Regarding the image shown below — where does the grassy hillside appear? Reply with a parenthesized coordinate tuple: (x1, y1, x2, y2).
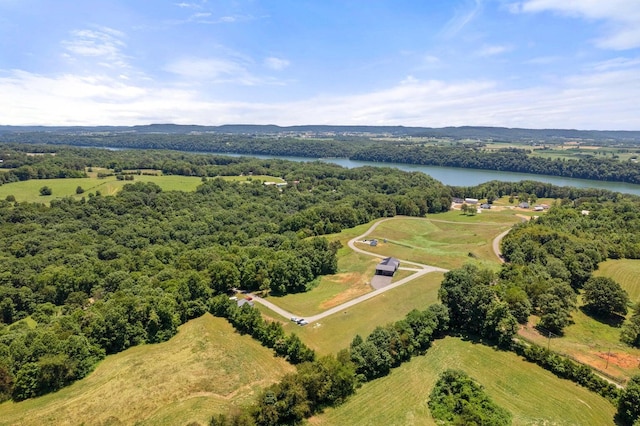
(310, 336, 617, 426)
(517, 259, 640, 383)
(0, 314, 295, 426)
(0, 172, 284, 203)
(361, 214, 519, 270)
(595, 259, 640, 303)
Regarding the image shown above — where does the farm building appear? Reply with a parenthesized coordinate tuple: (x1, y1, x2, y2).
(480, 203, 491, 209)
(375, 257, 400, 276)
(370, 239, 378, 247)
(464, 198, 479, 204)
(518, 202, 530, 209)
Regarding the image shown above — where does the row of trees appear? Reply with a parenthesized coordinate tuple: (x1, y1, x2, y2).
(210, 296, 315, 365)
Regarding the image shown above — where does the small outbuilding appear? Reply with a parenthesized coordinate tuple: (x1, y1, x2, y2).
(480, 203, 491, 209)
(465, 198, 479, 204)
(518, 202, 530, 209)
(370, 239, 378, 247)
(375, 257, 400, 276)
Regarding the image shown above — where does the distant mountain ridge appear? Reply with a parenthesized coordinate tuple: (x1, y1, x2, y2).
(1, 124, 640, 143)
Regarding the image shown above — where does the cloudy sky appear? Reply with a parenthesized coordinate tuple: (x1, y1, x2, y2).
(1, 0, 639, 129)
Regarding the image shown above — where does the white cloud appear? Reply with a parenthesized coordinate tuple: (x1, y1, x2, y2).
(264, 57, 290, 71)
(477, 44, 512, 57)
(164, 57, 258, 85)
(1, 62, 639, 129)
(440, 0, 483, 39)
(62, 27, 129, 69)
(512, 0, 640, 49)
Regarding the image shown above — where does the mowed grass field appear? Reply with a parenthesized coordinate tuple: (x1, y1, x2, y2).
(310, 336, 617, 426)
(0, 172, 285, 203)
(259, 272, 445, 356)
(0, 314, 295, 426)
(595, 259, 640, 303)
(360, 214, 519, 270)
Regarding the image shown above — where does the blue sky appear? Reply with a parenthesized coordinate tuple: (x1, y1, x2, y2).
(1, 0, 639, 129)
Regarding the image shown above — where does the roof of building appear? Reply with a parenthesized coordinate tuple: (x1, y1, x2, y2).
(376, 257, 400, 271)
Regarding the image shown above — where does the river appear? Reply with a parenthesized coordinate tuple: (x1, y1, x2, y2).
(213, 152, 640, 196)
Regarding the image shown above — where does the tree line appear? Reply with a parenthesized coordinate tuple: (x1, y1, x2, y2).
(3, 131, 640, 184)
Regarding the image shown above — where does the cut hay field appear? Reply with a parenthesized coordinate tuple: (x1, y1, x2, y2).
(595, 259, 640, 303)
(360, 215, 518, 270)
(0, 314, 294, 426)
(0, 173, 286, 203)
(309, 336, 617, 426)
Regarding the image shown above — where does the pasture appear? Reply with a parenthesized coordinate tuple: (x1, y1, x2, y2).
(519, 299, 640, 383)
(0, 172, 286, 203)
(0, 314, 294, 426)
(310, 336, 617, 426)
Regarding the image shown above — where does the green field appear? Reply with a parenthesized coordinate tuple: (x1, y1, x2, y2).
(260, 272, 445, 356)
(0, 173, 286, 203)
(361, 215, 517, 270)
(310, 336, 617, 426)
(595, 259, 640, 303)
(0, 314, 295, 426)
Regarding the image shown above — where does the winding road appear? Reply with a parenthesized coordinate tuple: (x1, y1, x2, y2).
(249, 217, 449, 324)
(250, 216, 508, 324)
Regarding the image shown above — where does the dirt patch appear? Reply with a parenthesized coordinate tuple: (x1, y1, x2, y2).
(330, 272, 361, 284)
(594, 351, 639, 369)
(515, 214, 532, 221)
(319, 285, 371, 310)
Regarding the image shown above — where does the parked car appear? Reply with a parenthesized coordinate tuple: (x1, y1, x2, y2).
(297, 319, 308, 326)
(290, 317, 299, 322)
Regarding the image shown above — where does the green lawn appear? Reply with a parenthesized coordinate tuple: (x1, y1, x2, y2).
(258, 272, 445, 356)
(310, 336, 617, 426)
(0, 174, 205, 203)
(0, 314, 295, 426)
(595, 259, 640, 303)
